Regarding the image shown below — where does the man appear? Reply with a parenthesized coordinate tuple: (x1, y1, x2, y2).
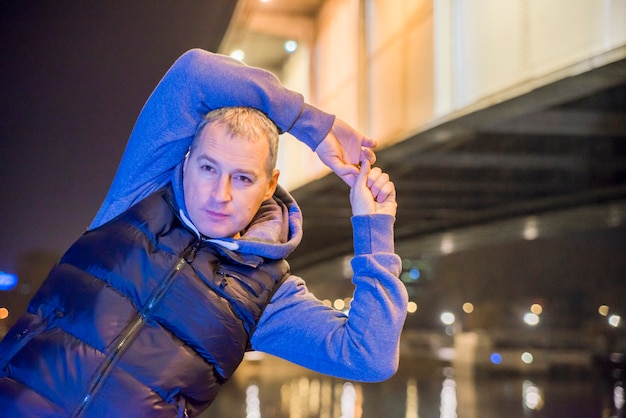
(0, 49, 407, 417)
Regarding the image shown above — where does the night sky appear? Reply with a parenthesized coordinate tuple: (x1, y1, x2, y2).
(0, 1, 235, 278)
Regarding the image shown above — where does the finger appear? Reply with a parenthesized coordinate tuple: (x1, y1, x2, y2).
(361, 137, 378, 149)
(368, 170, 390, 199)
(366, 166, 384, 189)
(361, 148, 376, 165)
(376, 181, 395, 203)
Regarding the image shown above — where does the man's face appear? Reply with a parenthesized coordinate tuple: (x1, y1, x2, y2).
(183, 121, 279, 238)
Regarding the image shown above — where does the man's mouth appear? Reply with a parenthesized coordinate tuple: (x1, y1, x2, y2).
(203, 209, 229, 220)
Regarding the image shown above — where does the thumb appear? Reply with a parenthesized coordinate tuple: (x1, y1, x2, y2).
(355, 158, 371, 188)
(350, 157, 373, 216)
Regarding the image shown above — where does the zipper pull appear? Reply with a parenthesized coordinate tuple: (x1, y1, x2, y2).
(220, 276, 229, 288)
(216, 268, 229, 288)
(185, 242, 200, 263)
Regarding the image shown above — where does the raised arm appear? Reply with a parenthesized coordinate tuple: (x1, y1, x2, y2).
(90, 49, 375, 228)
(251, 163, 407, 381)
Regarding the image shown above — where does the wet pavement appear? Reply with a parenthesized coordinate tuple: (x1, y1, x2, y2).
(202, 354, 624, 418)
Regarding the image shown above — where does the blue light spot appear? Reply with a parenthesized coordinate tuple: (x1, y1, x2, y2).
(490, 352, 502, 365)
(0, 271, 18, 291)
(409, 268, 420, 280)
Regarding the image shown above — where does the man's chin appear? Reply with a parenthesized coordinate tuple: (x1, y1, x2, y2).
(198, 227, 236, 240)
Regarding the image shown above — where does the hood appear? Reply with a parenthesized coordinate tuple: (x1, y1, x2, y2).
(172, 162, 302, 260)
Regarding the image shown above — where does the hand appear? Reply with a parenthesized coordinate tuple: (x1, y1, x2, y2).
(315, 118, 377, 187)
(350, 158, 397, 217)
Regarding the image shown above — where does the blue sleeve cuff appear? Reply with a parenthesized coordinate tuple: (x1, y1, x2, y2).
(351, 214, 395, 255)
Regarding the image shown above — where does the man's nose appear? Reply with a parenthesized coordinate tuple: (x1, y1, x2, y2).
(211, 176, 232, 202)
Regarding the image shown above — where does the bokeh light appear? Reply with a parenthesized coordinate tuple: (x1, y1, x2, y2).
(524, 312, 539, 326)
(609, 315, 621, 328)
(440, 236, 455, 254)
(521, 352, 534, 364)
(462, 302, 474, 314)
(523, 217, 539, 240)
(230, 49, 245, 61)
(441, 312, 455, 325)
(490, 352, 502, 365)
(284, 40, 298, 53)
(246, 383, 261, 418)
(0, 271, 18, 291)
(333, 299, 345, 311)
(523, 380, 544, 410)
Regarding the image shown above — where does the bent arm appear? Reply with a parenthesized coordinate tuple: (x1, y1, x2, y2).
(90, 49, 334, 228)
(251, 214, 408, 382)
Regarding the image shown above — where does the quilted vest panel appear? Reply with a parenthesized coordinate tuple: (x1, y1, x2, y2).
(0, 186, 289, 417)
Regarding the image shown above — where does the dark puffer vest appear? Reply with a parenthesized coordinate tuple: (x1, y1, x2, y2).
(0, 186, 290, 417)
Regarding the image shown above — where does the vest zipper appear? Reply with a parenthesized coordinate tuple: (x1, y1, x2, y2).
(72, 241, 201, 417)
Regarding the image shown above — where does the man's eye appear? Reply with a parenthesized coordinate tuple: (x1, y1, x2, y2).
(201, 165, 215, 172)
(236, 175, 253, 184)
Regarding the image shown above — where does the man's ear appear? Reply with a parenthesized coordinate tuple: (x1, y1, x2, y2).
(264, 169, 280, 200)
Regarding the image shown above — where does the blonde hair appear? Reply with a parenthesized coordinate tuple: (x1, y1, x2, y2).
(190, 107, 279, 176)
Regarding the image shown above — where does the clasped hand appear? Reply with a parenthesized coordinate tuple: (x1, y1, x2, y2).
(314, 117, 396, 217)
(349, 159, 396, 217)
(315, 118, 377, 188)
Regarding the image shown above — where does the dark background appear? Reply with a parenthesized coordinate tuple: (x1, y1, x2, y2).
(0, 1, 235, 275)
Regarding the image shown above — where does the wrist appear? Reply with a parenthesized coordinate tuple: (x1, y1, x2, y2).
(289, 104, 335, 151)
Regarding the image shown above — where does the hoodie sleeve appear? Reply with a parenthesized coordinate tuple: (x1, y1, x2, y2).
(251, 214, 408, 382)
(90, 49, 335, 229)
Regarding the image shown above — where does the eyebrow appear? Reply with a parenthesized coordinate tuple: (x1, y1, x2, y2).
(196, 153, 260, 177)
